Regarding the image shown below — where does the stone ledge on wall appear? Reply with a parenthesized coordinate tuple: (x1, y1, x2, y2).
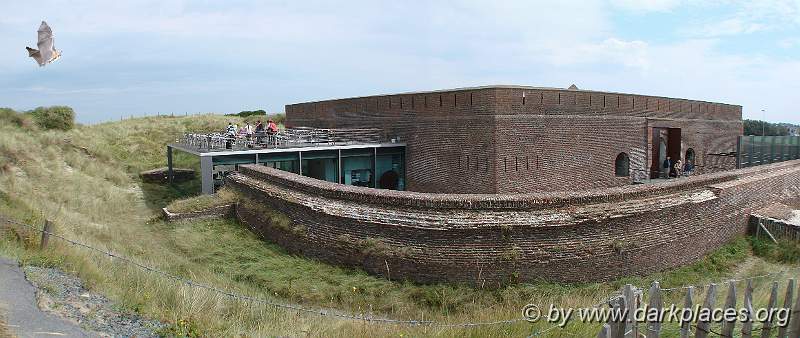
(162, 204, 234, 223)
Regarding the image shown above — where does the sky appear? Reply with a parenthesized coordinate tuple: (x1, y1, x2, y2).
(1, 0, 799, 124)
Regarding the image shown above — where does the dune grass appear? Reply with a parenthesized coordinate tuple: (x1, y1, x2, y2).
(165, 188, 237, 213)
(1, 114, 799, 337)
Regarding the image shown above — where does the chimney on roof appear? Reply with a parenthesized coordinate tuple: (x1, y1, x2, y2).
(568, 84, 579, 90)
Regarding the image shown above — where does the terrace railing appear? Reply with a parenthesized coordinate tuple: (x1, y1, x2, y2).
(177, 127, 388, 152)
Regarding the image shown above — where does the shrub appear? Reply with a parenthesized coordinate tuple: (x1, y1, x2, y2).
(226, 110, 267, 117)
(0, 108, 35, 129)
(28, 106, 75, 131)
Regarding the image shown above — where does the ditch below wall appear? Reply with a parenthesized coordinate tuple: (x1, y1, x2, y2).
(226, 160, 800, 285)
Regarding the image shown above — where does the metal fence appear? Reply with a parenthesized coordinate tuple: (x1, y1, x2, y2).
(178, 127, 388, 152)
(737, 136, 800, 168)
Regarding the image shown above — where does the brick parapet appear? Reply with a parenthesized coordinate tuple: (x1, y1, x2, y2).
(287, 86, 741, 123)
(237, 160, 797, 210)
(227, 160, 800, 284)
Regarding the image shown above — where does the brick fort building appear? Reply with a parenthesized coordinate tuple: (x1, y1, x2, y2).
(286, 85, 743, 193)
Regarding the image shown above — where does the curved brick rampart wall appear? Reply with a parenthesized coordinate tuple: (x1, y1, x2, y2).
(286, 86, 743, 194)
(227, 161, 800, 284)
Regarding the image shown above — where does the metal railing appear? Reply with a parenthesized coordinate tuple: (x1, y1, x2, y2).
(177, 127, 390, 152)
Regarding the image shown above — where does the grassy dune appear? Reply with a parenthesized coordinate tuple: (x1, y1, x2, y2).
(1, 114, 799, 337)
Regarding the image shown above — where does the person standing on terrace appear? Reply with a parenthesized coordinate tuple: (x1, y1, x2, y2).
(267, 119, 278, 134)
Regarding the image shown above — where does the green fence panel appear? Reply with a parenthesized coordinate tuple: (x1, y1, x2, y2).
(737, 135, 800, 168)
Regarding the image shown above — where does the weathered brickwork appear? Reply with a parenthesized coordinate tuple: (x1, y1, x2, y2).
(161, 204, 234, 222)
(226, 160, 800, 284)
(287, 86, 743, 193)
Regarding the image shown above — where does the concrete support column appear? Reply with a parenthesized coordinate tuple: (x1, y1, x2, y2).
(298, 151, 303, 175)
(373, 147, 377, 188)
(167, 145, 174, 184)
(201, 156, 214, 195)
(337, 149, 342, 184)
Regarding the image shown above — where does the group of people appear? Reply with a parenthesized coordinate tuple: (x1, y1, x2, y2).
(662, 156, 694, 178)
(225, 119, 278, 138)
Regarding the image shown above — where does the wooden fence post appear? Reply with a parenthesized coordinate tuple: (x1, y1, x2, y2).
(646, 282, 662, 338)
(721, 281, 737, 337)
(40, 219, 53, 249)
(623, 284, 638, 338)
(608, 296, 627, 338)
(597, 323, 611, 338)
(778, 279, 795, 338)
(680, 286, 694, 338)
(761, 281, 779, 338)
(789, 279, 800, 338)
(742, 279, 754, 338)
(695, 283, 717, 338)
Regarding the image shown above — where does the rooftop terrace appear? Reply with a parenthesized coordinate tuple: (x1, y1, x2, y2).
(174, 127, 396, 154)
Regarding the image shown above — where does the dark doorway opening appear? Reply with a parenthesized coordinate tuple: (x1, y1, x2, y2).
(379, 170, 400, 189)
(615, 153, 630, 177)
(650, 127, 682, 178)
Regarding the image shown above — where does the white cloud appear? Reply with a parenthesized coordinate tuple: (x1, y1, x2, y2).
(610, 0, 682, 12)
(778, 37, 800, 48)
(694, 18, 766, 36)
(682, 0, 800, 37)
(1, 0, 799, 124)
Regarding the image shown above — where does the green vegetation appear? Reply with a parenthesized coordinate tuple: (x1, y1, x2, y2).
(28, 106, 76, 131)
(226, 110, 267, 117)
(165, 188, 237, 213)
(751, 237, 800, 264)
(0, 107, 36, 130)
(743, 119, 796, 136)
(225, 110, 286, 125)
(1, 114, 799, 336)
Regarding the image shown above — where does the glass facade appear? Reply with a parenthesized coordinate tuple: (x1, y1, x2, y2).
(301, 150, 338, 183)
(212, 154, 256, 188)
(209, 146, 405, 191)
(376, 147, 405, 190)
(341, 148, 374, 188)
(259, 153, 299, 173)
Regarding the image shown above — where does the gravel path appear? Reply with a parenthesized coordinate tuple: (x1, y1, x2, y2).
(0, 257, 94, 337)
(23, 265, 166, 337)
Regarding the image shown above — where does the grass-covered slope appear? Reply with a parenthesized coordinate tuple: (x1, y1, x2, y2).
(1, 113, 799, 337)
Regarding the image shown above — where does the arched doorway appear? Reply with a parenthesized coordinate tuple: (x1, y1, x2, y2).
(615, 153, 630, 177)
(685, 148, 696, 173)
(685, 148, 695, 165)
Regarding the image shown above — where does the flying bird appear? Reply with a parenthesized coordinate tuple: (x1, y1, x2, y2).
(26, 21, 61, 67)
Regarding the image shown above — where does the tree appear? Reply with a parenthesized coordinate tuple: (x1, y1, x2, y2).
(743, 119, 789, 136)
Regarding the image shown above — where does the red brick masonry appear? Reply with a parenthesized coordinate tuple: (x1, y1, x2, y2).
(226, 160, 800, 284)
(287, 86, 743, 193)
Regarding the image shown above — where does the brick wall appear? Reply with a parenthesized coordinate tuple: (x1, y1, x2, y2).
(226, 160, 800, 284)
(286, 86, 742, 193)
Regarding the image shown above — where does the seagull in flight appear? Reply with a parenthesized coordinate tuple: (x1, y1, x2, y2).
(26, 21, 61, 67)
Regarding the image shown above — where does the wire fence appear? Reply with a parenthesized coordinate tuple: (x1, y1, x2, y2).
(3, 214, 800, 336)
(0, 215, 526, 328)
